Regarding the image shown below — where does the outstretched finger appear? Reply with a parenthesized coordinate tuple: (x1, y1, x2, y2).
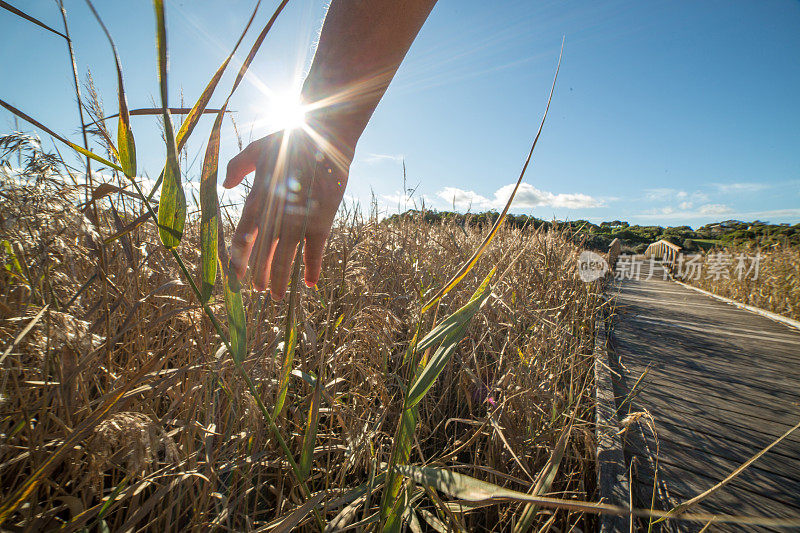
(269, 227, 303, 301)
(229, 187, 264, 278)
(251, 238, 277, 292)
(303, 231, 328, 288)
(224, 140, 261, 188)
(250, 194, 280, 291)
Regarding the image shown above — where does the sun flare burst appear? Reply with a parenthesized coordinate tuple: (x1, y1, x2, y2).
(268, 90, 307, 132)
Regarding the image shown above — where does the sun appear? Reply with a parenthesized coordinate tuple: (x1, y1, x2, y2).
(269, 91, 307, 132)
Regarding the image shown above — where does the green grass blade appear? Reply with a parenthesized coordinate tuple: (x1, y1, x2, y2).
(397, 464, 566, 505)
(2, 240, 24, 279)
(116, 100, 136, 177)
(380, 406, 418, 531)
(154, 0, 185, 248)
(512, 428, 570, 533)
(380, 328, 424, 529)
(274, 242, 305, 417)
(415, 272, 495, 354)
(84, 0, 136, 177)
(174, 1, 262, 151)
(148, 0, 289, 200)
(0, 1, 68, 40)
(157, 129, 185, 248)
(0, 98, 122, 171)
(299, 379, 321, 480)
(215, 209, 246, 365)
(273, 324, 297, 417)
(223, 270, 246, 364)
(199, 110, 223, 302)
(406, 268, 494, 410)
(396, 465, 795, 526)
(420, 41, 563, 313)
(397, 464, 626, 517)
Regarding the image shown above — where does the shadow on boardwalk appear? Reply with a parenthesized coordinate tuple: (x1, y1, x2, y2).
(607, 260, 800, 532)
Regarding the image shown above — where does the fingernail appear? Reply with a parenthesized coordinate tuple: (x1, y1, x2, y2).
(270, 289, 285, 302)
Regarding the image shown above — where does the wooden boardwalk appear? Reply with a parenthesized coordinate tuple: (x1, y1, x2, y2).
(606, 259, 800, 532)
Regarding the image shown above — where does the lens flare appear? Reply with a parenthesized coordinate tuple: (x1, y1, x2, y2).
(269, 91, 307, 131)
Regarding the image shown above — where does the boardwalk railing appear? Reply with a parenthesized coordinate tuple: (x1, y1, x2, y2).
(607, 237, 621, 271)
(643, 239, 681, 265)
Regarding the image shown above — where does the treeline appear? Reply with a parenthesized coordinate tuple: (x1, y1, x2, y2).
(386, 210, 800, 251)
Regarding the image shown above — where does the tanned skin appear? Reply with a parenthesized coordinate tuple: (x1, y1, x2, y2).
(224, 0, 438, 300)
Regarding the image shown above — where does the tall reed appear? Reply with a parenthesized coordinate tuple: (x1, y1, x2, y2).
(0, 2, 606, 531)
(678, 245, 800, 321)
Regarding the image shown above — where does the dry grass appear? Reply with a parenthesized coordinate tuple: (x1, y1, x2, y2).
(0, 170, 604, 531)
(678, 246, 800, 321)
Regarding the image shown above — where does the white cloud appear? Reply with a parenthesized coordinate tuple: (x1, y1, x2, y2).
(644, 188, 708, 203)
(381, 190, 430, 208)
(740, 208, 800, 221)
(638, 203, 736, 220)
(436, 183, 602, 211)
(714, 182, 770, 194)
(698, 203, 733, 215)
(644, 188, 679, 201)
(361, 153, 405, 165)
(496, 183, 603, 209)
(679, 201, 693, 209)
(637, 205, 800, 223)
(436, 187, 491, 210)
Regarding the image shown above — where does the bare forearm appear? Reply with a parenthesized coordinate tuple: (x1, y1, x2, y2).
(302, 0, 437, 157)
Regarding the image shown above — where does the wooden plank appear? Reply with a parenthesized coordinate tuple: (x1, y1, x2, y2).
(628, 434, 800, 510)
(629, 392, 800, 450)
(627, 313, 798, 346)
(618, 355, 800, 406)
(620, 310, 800, 348)
(608, 267, 800, 527)
(632, 384, 800, 432)
(632, 464, 792, 533)
(614, 293, 800, 339)
(616, 313, 800, 355)
(618, 342, 800, 389)
(594, 318, 631, 533)
(675, 279, 800, 334)
(627, 315, 800, 346)
(635, 417, 800, 476)
(612, 327, 800, 398)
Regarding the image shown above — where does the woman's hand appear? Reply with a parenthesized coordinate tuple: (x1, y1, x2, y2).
(223, 128, 349, 300)
(222, 0, 436, 300)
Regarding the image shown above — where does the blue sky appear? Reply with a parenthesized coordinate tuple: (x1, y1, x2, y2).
(2, 0, 799, 227)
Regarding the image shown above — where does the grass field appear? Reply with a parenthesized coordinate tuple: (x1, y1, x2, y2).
(678, 245, 800, 322)
(0, 3, 618, 530)
(0, 168, 605, 530)
(13, 2, 798, 531)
